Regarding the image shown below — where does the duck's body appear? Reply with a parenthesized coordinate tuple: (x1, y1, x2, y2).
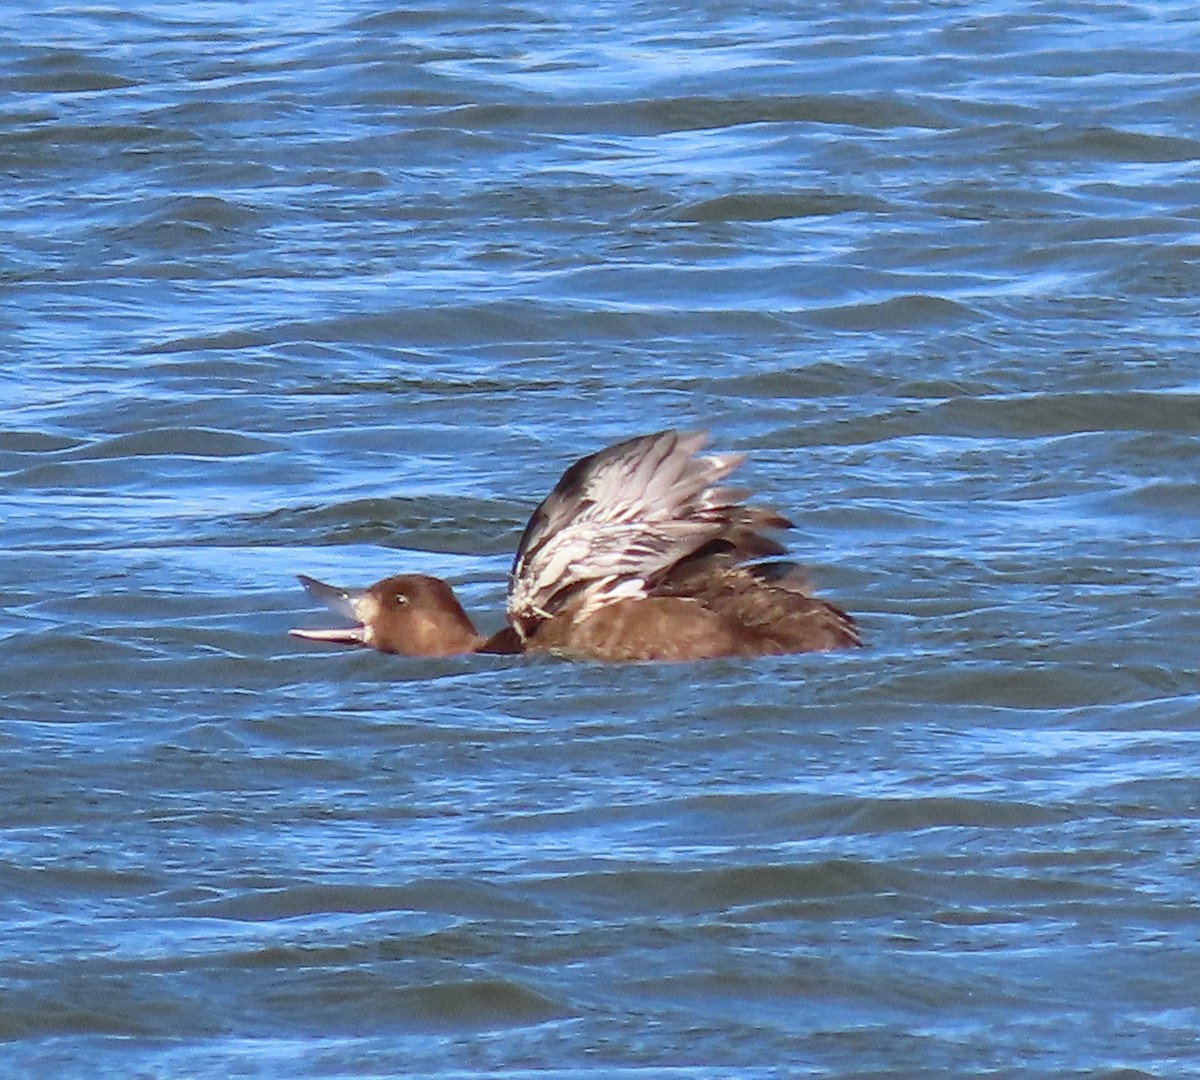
(290, 430, 860, 662)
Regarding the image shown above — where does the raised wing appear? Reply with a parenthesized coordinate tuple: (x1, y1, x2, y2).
(505, 429, 787, 638)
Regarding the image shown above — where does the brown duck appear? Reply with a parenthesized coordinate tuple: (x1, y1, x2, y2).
(290, 429, 860, 662)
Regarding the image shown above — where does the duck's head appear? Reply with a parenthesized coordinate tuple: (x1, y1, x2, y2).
(289, 573, 482, 656)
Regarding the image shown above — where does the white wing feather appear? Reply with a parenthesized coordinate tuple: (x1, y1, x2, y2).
(506, 430, 750, 634)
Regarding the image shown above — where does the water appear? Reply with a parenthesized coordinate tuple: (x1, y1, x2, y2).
(3, 1, 1200, 1076)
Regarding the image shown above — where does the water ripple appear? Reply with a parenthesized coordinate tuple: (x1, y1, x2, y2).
(3, 1, 1200, 1077)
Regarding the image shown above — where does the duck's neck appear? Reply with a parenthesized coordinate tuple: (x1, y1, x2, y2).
(411, 594, 485, 656)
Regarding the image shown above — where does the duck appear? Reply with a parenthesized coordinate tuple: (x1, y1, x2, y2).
(289, 429, 860, 662)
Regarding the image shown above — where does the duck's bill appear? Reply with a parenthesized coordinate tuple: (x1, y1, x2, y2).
(289, 625, 368, 645)
(289, 574, 368, 646)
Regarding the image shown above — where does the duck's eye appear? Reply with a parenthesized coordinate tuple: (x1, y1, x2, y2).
(394, 593, 409, 606)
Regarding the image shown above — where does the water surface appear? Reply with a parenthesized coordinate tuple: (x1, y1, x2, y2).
(2, 1, 1199, 1077)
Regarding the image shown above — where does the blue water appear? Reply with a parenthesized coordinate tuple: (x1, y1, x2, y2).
(3, 2, 1200, 1077)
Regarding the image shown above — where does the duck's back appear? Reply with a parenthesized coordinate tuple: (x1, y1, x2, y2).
(652, 557, 861, 654)
(502, 429, 859, 659)
(506, 429, 750, 639)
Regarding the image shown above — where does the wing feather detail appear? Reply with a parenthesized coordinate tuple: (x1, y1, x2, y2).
(505, 430, 786, 638)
